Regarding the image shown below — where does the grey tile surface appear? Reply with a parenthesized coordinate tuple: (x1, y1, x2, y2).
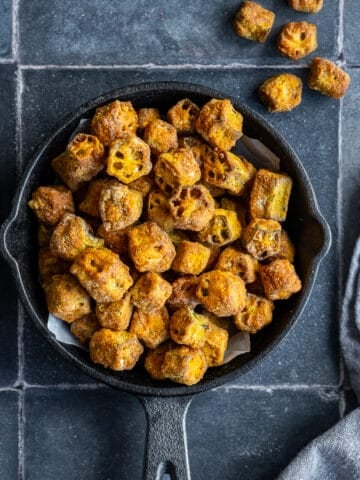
(0, 65, 18, 386)
(24, 389, 145, 480)
(0, 391, 19, 479)
(0, 0, 12, 58)
(18, 0, 338, 66)
(344, 1, 360, 65)
(187, 388, 340, 480)
(22, 67, 339, 386)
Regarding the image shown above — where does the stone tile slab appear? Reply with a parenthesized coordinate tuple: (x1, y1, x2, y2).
(0, 0, 12, 58)
(0, 391, 19, 479)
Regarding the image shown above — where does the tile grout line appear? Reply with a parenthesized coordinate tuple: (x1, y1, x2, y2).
(11, 0, 20, 62)
(17, 389, 25, 480)
(337, 0, 345, 62)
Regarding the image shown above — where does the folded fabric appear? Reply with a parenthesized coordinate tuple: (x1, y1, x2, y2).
(277, 237, 360, 479)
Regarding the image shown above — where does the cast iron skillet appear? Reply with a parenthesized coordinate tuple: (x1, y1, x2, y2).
(0, 82, 331, 480)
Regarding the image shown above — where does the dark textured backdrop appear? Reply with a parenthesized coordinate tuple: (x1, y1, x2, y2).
(0, 1, 358, 478)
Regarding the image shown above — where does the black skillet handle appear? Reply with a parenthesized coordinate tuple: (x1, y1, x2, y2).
(139, 395, 193, 480)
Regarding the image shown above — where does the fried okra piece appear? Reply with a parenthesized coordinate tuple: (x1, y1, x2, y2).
(147, 190, 176, 232)
(70, 313, 100, 344)
(143, 119, 178, 156)
(167, 276, 200, 311)
(196, 270, 246, 317)
(38, 223, 53, 247)
(38, 247, 70, 281)
(161, 345, 207, 386)
(198, 208, 242, 247)
(44, 273, 92, 322)
(233, 1, 275, 43)
(234, 293, 274, 334)
(277, 22, 317, 61)
(128, 222, 176, 273)
(70, 247, 133, 303)
(91, 100, 138, 146)
(96, 292, 133, 331)
(170, 306, 209, 348)
(308, 57, 351, 99)
(154, 148, 201, 196)
(274, 230, 295, 263)
(107, 136, 152, 184)
(89, 329, 144, 371)
(201, 319, 229, 367)
(195, 99, 243, 151)
(178, 135, 210, 166)
(144, 342, 172, 380)
(28, 185, 74, 226)
(50, 213, 104, 261)
(129, 175, 154, 198)
(243, 218, 281, 260)
(167, 99, 200, 135)
(215, 246, 259, 283)
(79, 178, 109, 218)
(288, 0, 323, 13)
(260, 258, 302, 300)
(220, 197, 247, 227)
(131, 273, 172, 313)
(99, 183, 143, 231)
(129, 307, 170, 349)
(169, 185, 216, 231)
(250, 169, 293, 222)
(96, 223, 131, 255)
(172, 241, 210, 276)
(203, 149, 256, 196)
(52, 134, 105, 191)
(258, 74, 302, 113)
(137, 108, 160, 132)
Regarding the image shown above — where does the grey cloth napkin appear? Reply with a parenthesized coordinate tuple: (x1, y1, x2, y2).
(277, 237, 360, 480)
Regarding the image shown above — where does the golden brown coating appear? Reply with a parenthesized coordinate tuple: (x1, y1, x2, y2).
(234, 293, 274, 334)
(178, 135, 210, 166)
(277, 22, 317, 61)
(107, 136, 152, 184)
(70, 247, 133, 303)
(167, 98, 200, 135)
(91, 100, 138, 146)
(50, 213, 104, 261)
(288, 0, 323, 13)
(79, 178, 110, 218)
(99, 183, 143, 231)
(154, 148, 201, 195)
(203, 148, 256, 196)
(147, 189, 176, 232)
(198, 208, 242, 247)
(233, 1, 275, 43)
(28, 185, 74, 226)
(196, 270, 246, 317)
(242, 218, 281, 261)
(52, 134, 105, 191)
(215, 246, 259, 283)
(144, 342, 172, 380)
(274, 230, 295, 263)
(137, 108, 161, 132)
(167, 276, 200, 311)
(129, 175, 154, 198)
(195, 99, 243, 151)
(169, 185, 216, 231)
(258, 74, 302, 113)
(89, 329, 144, 371)
(250, 169, 293, 222)
(129, 307, 170, 349)
(96, 292, 133, 331)
(170, 306, 209, 348)
(172, 240, 210, 276)
(219, 197, 247, 227)
(44, 273, 92, 322)
(131, 272, 172, 313)
(143, 119, 178, 156)
(38, 247, 70, 281)
(161, 345, 207, 386)
(70, 313, 100, 344)
(308, 57, 351, 99)
(128, 222, 176, 273)
(201, 319, 229, 367)
(260, 258, 302, 300)
(96, 223, 131, 255)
